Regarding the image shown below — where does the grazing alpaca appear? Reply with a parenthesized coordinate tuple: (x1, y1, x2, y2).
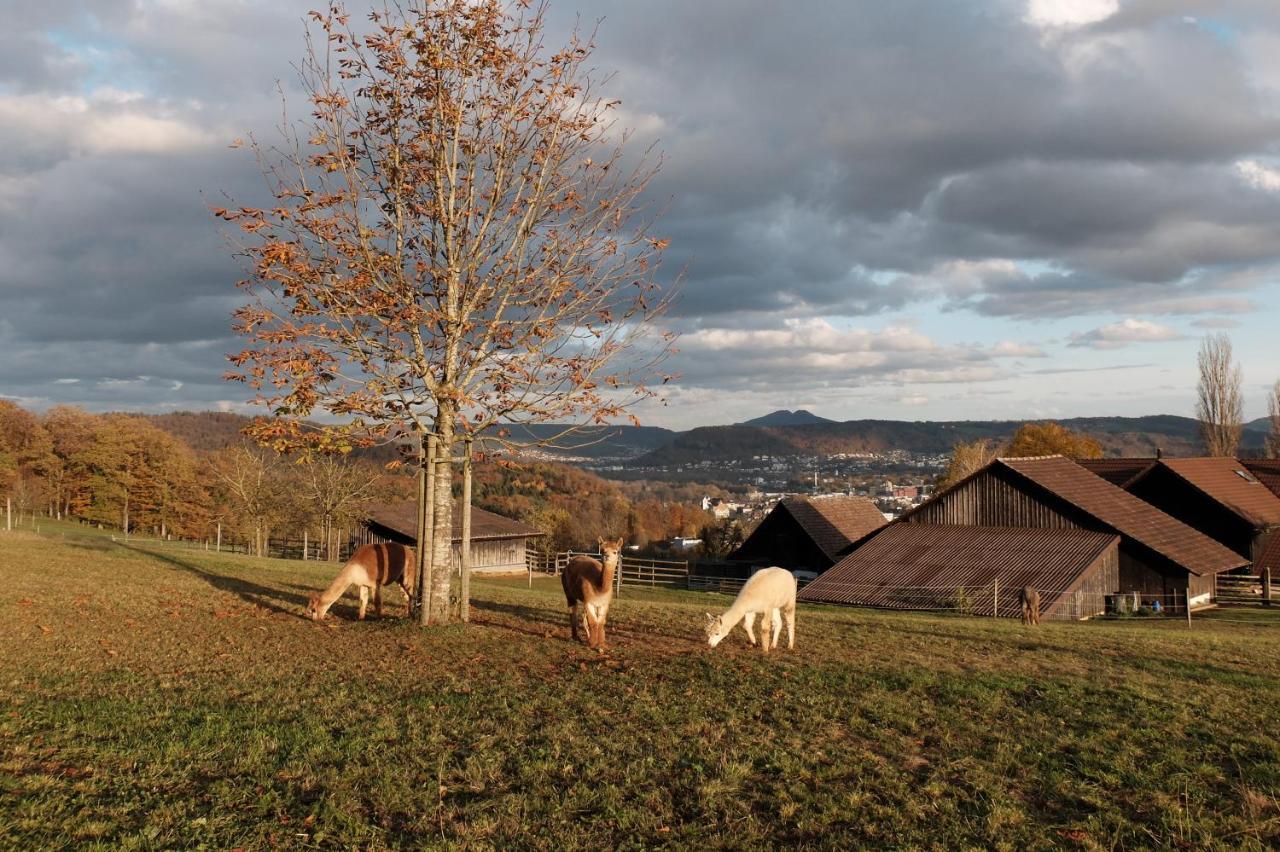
(305, 542, 415, 621)
(705, 567, 797, 654)
(562, 538, 624, 650)
(1019, 586, 1041, 626)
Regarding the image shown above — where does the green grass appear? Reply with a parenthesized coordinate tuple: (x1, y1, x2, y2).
(2, 529, 1279, 849)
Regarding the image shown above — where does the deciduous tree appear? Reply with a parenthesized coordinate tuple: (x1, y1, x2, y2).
(938, 438, 997, 490)
(1005, 422, 1103, 459)
(220, 1, 673, 623)
(1196, 334, 1244, 457)
(1266, 379, 1280, 460)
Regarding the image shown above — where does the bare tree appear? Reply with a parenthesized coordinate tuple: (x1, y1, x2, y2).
(219, 1, 673, 623)
(1267, 379, 1280, 459)
(298, 454, 382, 560)
(938, 439, 997, 490)
(1196, 334, 1244, 457)
(209, 446, 285, 557)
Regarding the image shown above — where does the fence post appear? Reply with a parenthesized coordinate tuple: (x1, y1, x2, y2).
(216, 522, 221, 553)
(1263, 567, 1273, 608)
(993, 577, 999, 619)
(1185, 587, 1192, 626)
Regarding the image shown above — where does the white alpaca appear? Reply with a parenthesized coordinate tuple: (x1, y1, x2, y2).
(704, 567, 797, 653)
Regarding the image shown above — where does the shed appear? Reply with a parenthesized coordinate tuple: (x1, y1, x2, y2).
(1124, 457, 1280, 572)
(799, 525, 1120, 620)
(357, 502, 543, 574)
(729, 495, 886, 574)
(897, 455, 1247, 607)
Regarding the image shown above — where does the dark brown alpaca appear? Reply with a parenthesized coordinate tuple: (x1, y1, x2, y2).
(561, 537, 624, 650)
(1020, 586, 1041, 626)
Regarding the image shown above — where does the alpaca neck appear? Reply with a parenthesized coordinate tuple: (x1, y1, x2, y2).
(317, 563, 358, 616)
(598, 555, 619, 595)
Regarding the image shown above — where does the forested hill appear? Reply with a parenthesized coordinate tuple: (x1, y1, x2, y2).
(631, 414, 1272, 466)
(136, 410, 1272, 467)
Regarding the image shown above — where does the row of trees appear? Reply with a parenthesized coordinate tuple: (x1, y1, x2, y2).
(0, 401, 401, 556)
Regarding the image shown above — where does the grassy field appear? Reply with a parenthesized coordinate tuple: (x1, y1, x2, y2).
(2, 525, 1279, 849)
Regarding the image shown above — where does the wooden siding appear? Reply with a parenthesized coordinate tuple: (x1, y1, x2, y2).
(1047, 545, 1118, 621)
(906, 467, 1084, 529)
(357, 522, 530, 573)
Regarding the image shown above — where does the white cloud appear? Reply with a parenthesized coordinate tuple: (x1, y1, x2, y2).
(1236, 159, 1280, 193)
(1024, 0, 1118, 29)
(1067, 318, 1183, 349)
(991, 341, 1047, 358)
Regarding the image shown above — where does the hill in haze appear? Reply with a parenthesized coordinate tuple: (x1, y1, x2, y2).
(738, 409, 834, 427)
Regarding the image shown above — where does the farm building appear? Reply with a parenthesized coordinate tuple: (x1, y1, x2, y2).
(1076, 457, 1156, 487)
(356, 502, 543, 573)
(729, 495, 886, 575)
(799, 525, 1120, 620)
(1118, 457, 1280, 578)
(804, 456, 1245, 614)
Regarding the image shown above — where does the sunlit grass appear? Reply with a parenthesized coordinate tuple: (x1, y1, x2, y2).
(2, 530, 1278, 848)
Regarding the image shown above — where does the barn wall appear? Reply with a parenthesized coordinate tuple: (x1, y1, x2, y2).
(1047, 544, 1119, 621)
(362, 523, 528, 573)
(731, 508, 831, 571)
(907, 469, 1085, 529)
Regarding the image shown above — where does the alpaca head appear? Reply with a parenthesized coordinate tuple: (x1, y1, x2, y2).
(305, 593, 326, 621)
(598, 537, 624, 565)
(704, 612, 727, 647)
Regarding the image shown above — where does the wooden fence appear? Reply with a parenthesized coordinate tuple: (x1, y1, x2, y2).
(1216, 572, 1274, 607)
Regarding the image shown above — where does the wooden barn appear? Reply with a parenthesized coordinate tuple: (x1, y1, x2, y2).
(729, 495, 886, 575)
(1122, 457, 1280, 575)
(868, 456, 1245, 609)
(799, 525, 1120, 620)
(357, 502, 543, 574)
(1076, 457, 1156, 487)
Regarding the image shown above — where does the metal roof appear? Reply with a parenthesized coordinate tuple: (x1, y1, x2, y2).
(781, 495, 887, 560)
(1076, 457, 1157, 487)
(1133, 457, 1280, 528)
(798, 524, 1118, 617)
(364, 501, 543, 543)
(997, 456, 1247, 576)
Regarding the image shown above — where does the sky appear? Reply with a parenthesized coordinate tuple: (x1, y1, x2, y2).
(2, 0, 1279, 431)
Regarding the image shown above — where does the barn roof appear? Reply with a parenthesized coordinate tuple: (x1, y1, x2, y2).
(1242, 460, 1280, 502)
(779, 495, 887, 560)
(364, 502, 543, 543)
(798, 525, 1119, 616)
(1130, 457, 1280, 528)
(996, 456, 1247, 576)
(1076, 457, 1157, 487)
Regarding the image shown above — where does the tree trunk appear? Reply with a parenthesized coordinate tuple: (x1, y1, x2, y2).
(417, 433, 437, 626)
(459, 437, 473, 623)
(429, 411, 456, 622)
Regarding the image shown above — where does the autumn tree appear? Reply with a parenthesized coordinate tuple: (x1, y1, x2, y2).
(297, 453, 382, 560)
(1196, 334, 1244, 457)
(42, 406, 102, 520)
(1005, 422, 1103, 459)
(0, 401, 54, 526)
(938, 438, 997, 490)
(221, 1, 673, 624)
(209, 446, 287, 557)
(1266, 379, 1280, 460)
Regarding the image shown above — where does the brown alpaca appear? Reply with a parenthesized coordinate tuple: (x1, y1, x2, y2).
(1019, 586, 1041, 626)
(561, 538, 624, 650)
(305, 542, 415, 621)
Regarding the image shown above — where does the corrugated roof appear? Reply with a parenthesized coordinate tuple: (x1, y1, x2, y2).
(998, 456, 1247, 576)
(1243, 460, 1280, 501)
(364, 501, 543, 543)
(798, 525, 1118, 617)
(782, 495, 887, 560)
(1140, 457, 1280, 528)
(1076, 458, 1157, 487)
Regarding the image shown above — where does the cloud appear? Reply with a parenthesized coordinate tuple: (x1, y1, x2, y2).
(1025, 0, 1119, 30)
(1067, 318, 1184, 349)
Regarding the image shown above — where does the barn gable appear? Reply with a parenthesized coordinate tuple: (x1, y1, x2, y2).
(730, 495, 885, 572)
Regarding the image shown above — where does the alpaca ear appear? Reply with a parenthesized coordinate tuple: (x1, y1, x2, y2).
(704, 612, 714, 624)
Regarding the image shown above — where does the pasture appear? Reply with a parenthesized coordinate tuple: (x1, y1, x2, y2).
(2, 525, 1279, 849)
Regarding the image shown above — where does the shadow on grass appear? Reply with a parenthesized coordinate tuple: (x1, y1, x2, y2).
(117, 542, 309, 618)
(469, 597, 565, 628)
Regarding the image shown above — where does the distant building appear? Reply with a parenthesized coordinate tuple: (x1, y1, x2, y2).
(358, 502, 543, 574)
(729, 495, 886, 575)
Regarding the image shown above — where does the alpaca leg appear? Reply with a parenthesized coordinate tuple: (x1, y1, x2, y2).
(596, 605, 609, 651)
(742, 612, 757, 646)
(568, 602, 580, 641)
(358, 585, 369, 620)
(771, 609, 783, 650)
(584, 607, 601, 649)
(374, 585, 383, 618)
(399, 581, 412, 616)
(785, 604, 796, 650)
(760, 614, 770, 655)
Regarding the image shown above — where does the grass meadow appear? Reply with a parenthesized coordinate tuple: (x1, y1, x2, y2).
(2, 522, 1279, 849)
